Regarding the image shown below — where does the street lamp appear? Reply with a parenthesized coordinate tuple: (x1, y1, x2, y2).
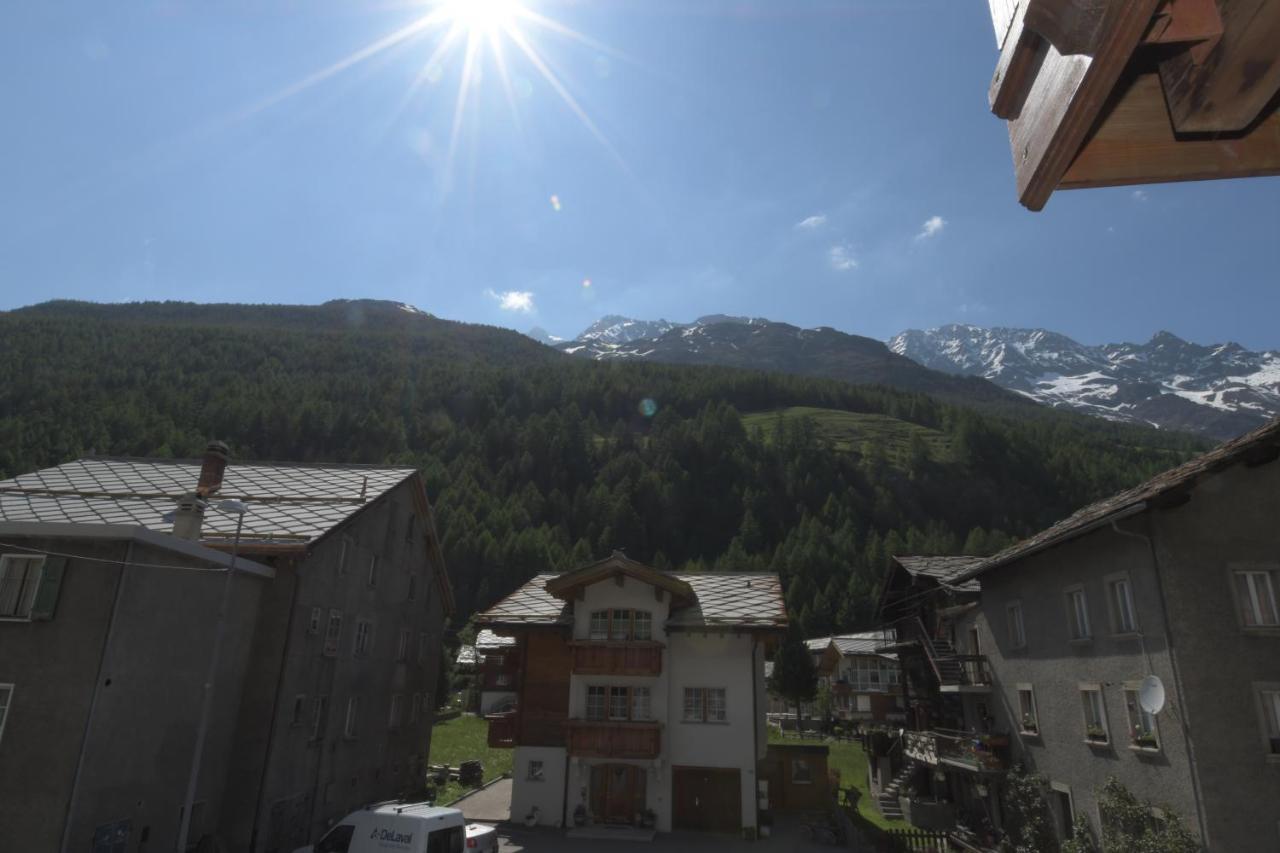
(176, 499, 248, 853)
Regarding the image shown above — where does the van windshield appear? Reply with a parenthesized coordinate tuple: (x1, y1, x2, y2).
(315, 824, 355, 853)
(426, 825, 463, 853)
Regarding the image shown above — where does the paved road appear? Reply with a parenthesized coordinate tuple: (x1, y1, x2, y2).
(456, 777, 513, 824)
(493, 817, 845, 852)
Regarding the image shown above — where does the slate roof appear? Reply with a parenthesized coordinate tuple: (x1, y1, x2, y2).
(475, 628, 517, 649)
(455, 645, 478, 668)
(831, 629, 897, 658)
(0, 457, 416, 546)
(892, 555, 983, 593)
(476, 569, 787, 631)
(956, 416, 1280, 581)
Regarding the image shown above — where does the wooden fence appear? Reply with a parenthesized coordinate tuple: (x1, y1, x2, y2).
(886, 827, 949, 852)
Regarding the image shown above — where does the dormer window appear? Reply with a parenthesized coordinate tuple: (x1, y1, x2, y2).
(588, 609, 653, 641)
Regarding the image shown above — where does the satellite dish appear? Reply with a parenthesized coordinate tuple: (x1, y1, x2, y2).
(1139, 675, 1166, 715)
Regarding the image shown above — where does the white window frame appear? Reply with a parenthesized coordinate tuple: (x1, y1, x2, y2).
(337, 536, 351, 576)
(1105, 573, 1139, 635)
(389, 694, 404, 730)
(1007, 601, 1027, 649)
(344, 696, 360, 739)
(308, 606, 322, 635)
(310, 695, 328, 741)
(353, 619, 374, 657)
(0, 554, 46, 620)
(1254, 682, 1280, 760)
(1017, 684, 1039, 735)
(527, 760, 545, 782)
(0, 684, 13, 749)
(1080, 683, 1109, 744)
(586, 685, 607, 721)
(1123, 683, 1159, 751)
(1234, 568, 1280, 629)
(1065, 585, 1092, 642)
(290, 693, 307, 727)
(410, 692, 420, 724)
(589, 610, 609, 641)
(367, 555, 379, 588)
(682, 687, 726, 723)
(396, 629, 410, 662)
(323, 610, 343, 658)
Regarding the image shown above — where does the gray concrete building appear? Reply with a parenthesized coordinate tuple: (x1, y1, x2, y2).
(0, 445, 453, 853)
(952, 418, 1280, 851)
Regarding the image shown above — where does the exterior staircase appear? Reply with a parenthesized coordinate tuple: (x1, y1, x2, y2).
(929, 637, 965, 686)
(876, 759, 918, 821)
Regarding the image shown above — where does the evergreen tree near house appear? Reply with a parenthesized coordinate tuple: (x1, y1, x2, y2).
(1061, 777, 1199, 853)
(999, 764, 1060, 853)
(769, 630, 818, 725)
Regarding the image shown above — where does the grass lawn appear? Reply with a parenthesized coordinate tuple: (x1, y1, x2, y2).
(427, 714, 513, 805)
(742, 407, 952, 464)
(768, 730, 910, 831)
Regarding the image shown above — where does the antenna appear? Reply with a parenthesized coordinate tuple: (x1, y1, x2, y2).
(1139, 674, 1166, 715)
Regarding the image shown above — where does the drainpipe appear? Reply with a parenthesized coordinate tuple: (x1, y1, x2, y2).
(1109, 517, 1210, 851)
(60, 539, 135, 853)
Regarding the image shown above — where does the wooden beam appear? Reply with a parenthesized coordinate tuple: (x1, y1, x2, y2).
(1158, 0, 1280, 133)
(991, 3, 1047, 119)
(988, 0, 1022, 49)
(1143, 0, 1222, 64)
(1024, 0, 1111, 56)
(1061, 72, 1280, 188)
(1003, 0, 1165, 209)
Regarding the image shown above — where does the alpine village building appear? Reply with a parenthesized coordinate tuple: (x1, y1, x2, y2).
(879, 417, 1280, 851)
(475, 552, 787, 837)
(0, 443, 453, 853)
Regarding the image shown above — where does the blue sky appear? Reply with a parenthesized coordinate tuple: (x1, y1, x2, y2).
(2, 1, 1277, 349)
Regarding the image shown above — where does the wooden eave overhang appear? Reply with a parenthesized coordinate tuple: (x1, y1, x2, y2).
(987, 0, 1280, 210)
(544, 552, 695, 606)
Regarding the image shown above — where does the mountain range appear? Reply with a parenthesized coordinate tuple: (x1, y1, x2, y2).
(532, 316, 1279, 440)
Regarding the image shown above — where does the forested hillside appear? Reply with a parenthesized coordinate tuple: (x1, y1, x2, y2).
(0, 302, 1205, 636)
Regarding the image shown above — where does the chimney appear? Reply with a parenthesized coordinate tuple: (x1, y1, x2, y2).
(197, 440, 230, 498)
(173, 493, 207, 541)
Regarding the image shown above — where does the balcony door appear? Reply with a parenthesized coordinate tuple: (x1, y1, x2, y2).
(589, 763, 645, 824)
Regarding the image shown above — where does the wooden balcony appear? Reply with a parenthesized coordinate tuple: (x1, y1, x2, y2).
(486, 712, 518, 748)
(569, 641, 664, 677)
(904, 729, 1007, 774)
(566, 720, 661, 759)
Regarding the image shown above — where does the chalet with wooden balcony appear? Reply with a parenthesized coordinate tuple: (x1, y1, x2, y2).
(475, 552, 786, 837)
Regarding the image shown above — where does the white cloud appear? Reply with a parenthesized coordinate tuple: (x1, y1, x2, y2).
(485, 289, 535, 313)
(1132, 189, 1148, 202)
(828, 244, 858, 271)
(794, 214, 827, 230)
(915, 215, 947, 241)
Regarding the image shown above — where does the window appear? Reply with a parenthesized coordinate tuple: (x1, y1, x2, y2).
(315, 823, 354, 853)
(353, 619, 374, 657)
(631, 686, 651, 721)
(587, 609, 654, 641)
(323, 610, 343, 657)
(1017, 686, 1038, 734)
(0, 684, 12, 748)
(425, 826, 463, 853)
(337, 537, 350, 576)
(683, 687, 727, 723)
(608, 687, 629, 720)
(389, 694, 404, 730)
(791, 758, 813, 784)
(1124, 686, 1158, 749)
(586, 686, 606, 720)
(308, 607, 322, 635)
(410, 692, 420, 724)
(344, 696, 360, 739)
(1066, 587, 1091, 641)
(0, 555, 45, 619)
(1081, 686, 1108, 743)
(1256, 685, 1280, 756)
(1107, 575, 1139, 634)
(397, 629, 410, 662)
(1007, 601, 1026, 649)
(367, 555, 379, 588)
(1235, 570, 1279, 627)
(290, 694, 307, 727)
(311, 696, 329, 741)
(527, 760, 545, 781)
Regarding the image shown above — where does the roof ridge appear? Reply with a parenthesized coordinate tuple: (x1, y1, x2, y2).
(80, 455, 419, 472)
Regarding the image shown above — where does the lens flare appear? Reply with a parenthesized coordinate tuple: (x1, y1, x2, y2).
(550, 194, 562, 212)
(639, 398, 658, 418)
(581, 277, 592, 288)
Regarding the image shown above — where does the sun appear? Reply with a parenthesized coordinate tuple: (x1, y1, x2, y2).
(439, 0, 525, 36)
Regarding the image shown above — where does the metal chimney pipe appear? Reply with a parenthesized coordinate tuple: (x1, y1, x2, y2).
(196, 441, 230, 498)
(172, 493, 207, 541)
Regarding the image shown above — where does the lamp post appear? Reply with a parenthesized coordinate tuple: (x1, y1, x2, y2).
(176, 499, 248, 853)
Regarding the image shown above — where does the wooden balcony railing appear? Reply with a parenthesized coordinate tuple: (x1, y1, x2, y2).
(569, 641, 664, 676)
(565, 719, 661, 759)
(904, 729, 1007, 773)
(486, 712, 518, 748)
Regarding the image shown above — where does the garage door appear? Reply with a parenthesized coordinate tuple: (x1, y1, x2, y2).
(672, 767, 741, 833)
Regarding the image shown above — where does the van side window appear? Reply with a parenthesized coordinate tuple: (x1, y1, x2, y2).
(426, 825, 463, 853)
(315, 824, 354, 853)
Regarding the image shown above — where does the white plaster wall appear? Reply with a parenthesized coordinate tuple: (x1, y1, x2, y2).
(666, 632, 763, 830)
(510, 746, 567, 827)
(572, 574, 671, 641)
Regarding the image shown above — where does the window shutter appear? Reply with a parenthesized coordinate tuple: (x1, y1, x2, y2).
(30, 557, 67, 621)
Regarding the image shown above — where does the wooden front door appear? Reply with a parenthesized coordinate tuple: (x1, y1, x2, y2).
(589, 764, 644, 824)
(672, 767, 742, 833)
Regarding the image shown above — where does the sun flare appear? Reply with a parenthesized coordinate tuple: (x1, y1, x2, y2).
(439, 0, 525, 36)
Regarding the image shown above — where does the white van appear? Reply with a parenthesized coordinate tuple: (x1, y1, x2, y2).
(294, 803, 498, 853)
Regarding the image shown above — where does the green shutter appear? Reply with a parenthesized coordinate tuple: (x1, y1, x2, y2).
(30, 556, 66, 621)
